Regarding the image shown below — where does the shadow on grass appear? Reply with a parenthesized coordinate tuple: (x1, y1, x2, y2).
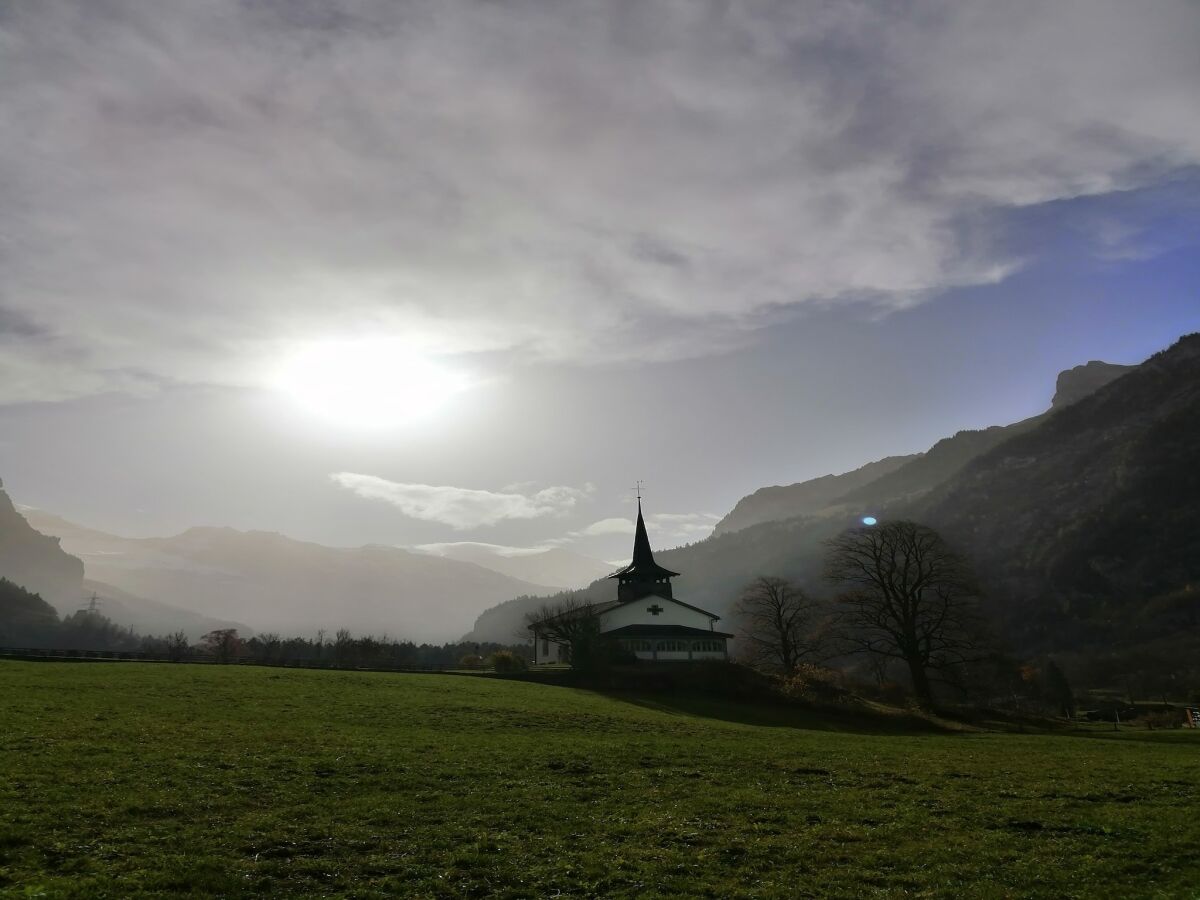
(594, 690, 953, 735)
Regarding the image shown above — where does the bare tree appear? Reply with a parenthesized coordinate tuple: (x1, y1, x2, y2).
(733, 576, 824, 673)
(165, 630, 190, 662)
(525, 595, 607, 670)
(200, 628, 242, 664)
(825, 520, 985, 706)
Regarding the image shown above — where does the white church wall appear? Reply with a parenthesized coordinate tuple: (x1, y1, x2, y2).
(599, 597, 717, 632)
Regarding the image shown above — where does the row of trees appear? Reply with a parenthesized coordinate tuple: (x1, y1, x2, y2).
(735, 519, 1082, 711)
(0, 577, 528, 668)
(192, 628, 527, 669)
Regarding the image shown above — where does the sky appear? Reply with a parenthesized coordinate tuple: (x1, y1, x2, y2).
(1, 0, 1199, 562)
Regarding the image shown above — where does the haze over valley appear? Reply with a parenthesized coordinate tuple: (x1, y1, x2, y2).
(5, 336, 1196, 673)
(5, 4, 1200, 896)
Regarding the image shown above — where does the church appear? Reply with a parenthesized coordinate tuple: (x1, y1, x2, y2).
(531, 499, 732, 664)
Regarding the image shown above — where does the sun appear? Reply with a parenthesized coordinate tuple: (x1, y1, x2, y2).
(271, 338, 472, 430)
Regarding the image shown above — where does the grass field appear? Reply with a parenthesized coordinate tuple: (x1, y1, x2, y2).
(1, 662, 1197, 898)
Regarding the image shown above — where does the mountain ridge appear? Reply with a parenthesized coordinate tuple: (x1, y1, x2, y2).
(20, 510, 554, 642)
(413, 542, 614, 590)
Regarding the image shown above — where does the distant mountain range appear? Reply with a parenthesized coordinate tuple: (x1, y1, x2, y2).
(413, 542, 614, 591)
(14, 511, 556, 643)
(466, 344, 1196, 670)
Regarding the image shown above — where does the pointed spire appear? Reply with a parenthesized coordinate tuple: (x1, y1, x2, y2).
(608, 495, 680, 583)
(631, 499, 656, 568)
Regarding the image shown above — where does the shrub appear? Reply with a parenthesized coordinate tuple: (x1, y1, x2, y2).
(1141, 709, 1185, 729)
(488, 650, 529, 673)
(779, 664, 849, 703)
(458, 654, 484, 668)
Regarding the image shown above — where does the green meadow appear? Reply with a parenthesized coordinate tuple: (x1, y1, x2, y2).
(1, 662, 1197, 898)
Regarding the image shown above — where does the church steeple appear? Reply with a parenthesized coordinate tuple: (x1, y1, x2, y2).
(609, 497, 680, 603)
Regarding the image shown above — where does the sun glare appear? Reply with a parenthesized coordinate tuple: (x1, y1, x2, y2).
(272, 339, 471, 430)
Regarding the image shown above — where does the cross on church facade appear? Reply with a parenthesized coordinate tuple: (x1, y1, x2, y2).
(647, 604, 664, 615)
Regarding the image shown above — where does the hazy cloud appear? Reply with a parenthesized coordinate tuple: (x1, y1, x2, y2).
(3, 1, 1200, 401)
(414, 541, 552, 559)
(331, 474, 589, 529)
(554, 511, 719, 546)
(573, 518, 637, 538)
(648, 512, 722, 543)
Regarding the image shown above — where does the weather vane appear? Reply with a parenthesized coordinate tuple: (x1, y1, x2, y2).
(632, 479, 644, 501)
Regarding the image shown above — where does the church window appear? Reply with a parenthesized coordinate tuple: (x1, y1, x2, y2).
(541, 639, 549, 656)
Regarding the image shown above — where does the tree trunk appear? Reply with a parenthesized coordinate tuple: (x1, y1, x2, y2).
(906, 655, 934, 707)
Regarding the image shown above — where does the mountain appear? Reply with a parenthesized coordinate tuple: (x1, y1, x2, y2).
(21, 512, 552, 643)
(713, 361, 1134, 537)
(1050, 360, 1137, 410)
(464, 352, 1161, 654)
(80, 578, 245, 640)
(0, 481, 84, 608)
(713, 455, 915, 536)
(914, 337, 1199, 657)
(0, 499, 245, 638)
(414, 543, 614, 590)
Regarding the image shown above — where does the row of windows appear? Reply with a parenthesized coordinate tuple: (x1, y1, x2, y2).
(617, 639, 726, 653)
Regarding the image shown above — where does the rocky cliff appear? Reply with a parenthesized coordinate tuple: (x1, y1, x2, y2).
(0, 481, 84, 610)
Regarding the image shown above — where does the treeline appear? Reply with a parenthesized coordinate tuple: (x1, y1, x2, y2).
(190, 628, 528, 670)
(0, 577, 529, 669)
(0, 577, 145, 650)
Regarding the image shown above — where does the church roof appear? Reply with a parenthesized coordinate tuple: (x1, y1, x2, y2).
(604, 624, 734, 639)
(607, 500, 680, 580)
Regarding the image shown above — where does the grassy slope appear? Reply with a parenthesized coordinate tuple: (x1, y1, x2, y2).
(1, 663, 1197, 898)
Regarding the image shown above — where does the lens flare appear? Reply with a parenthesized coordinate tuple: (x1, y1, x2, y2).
(861, 516, 878, 526)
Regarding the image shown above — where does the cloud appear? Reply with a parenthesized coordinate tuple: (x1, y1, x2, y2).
(3, 1, 1200, 401)
(550, 511, 719, 546)
(573, 518, 637, 538)
(331, 474, 589, 529)
(414, 541, 551, 559)
(648, 512, 722, 543)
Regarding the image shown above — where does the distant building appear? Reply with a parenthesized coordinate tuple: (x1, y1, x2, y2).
(531, 499, 732, 664)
